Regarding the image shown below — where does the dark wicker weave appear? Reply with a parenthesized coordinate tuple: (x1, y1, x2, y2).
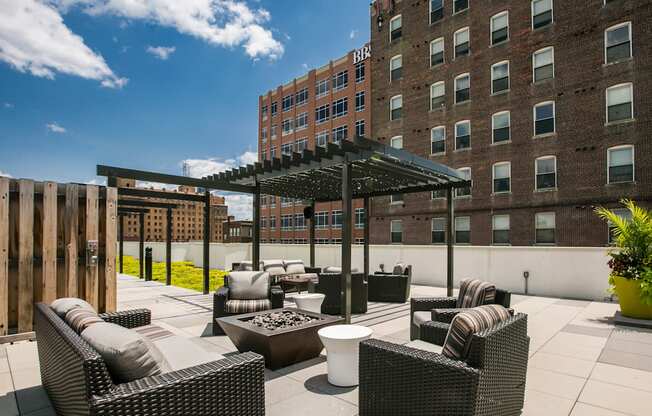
(359, 313, 529, 416)
(309, 272, 367, 315)
(212, 278, 284, 335)
(368, 265, 412, 303)
(410, 288, 512, 341)
(35, 303, 266, 416)
(98, 309, 151, 328)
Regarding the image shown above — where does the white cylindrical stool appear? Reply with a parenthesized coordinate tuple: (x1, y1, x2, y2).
(318, 324, 373, 387)
(293, 293, 325, 314)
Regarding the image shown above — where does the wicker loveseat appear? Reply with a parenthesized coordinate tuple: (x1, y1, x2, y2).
(368, 263, 412, 303)
(35, 303, 265, 416)
(232, 259, 320, 285)
(308, 272, 368, 315)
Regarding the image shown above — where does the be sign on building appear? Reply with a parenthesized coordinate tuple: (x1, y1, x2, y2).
(353, 45, 371, 64)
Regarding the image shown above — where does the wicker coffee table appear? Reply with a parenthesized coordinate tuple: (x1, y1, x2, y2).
(280, 276, 311, 293)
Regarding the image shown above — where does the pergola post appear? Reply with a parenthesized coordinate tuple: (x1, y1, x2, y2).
(203, 191, 210, 294)
(139, 211, 145, 279)
(363, 197, 370, 277)
(309, 200, 315, 268)
(252, 183, 261, 271)
(341, 163, 353, 324)
(166, 207, 172, 286)
(119, 213, 124, 274)
(446, 186, 455, 297)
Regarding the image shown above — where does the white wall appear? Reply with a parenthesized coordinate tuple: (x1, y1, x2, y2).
(122, 242, 612, 301)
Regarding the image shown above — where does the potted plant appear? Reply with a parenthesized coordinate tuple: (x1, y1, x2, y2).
(595, 200, 652, 319)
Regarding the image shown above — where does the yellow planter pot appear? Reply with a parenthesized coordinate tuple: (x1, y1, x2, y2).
(612, 275, 652, 320)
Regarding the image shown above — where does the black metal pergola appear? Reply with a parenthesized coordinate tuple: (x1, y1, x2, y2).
(98, 136, 469, 320)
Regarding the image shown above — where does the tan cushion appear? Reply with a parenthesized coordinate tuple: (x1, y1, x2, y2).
(263, 259, 286, 276)
(442, 305, 511, 361)
(228, 271, 270, 300)
(81, 322, 170, 383)
(284, 260, 306, 275)
(412, 311, 431, 327)
(153, 336, 224, 372)
(51, 297, 95, 319)
(64, 308, 103, 334)
(456, 279, 496, 308)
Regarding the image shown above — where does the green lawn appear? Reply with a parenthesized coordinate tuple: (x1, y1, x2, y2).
(120, 255, 227, 293)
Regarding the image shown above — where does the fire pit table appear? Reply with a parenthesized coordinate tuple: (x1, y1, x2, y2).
(216, 308, 344, 370)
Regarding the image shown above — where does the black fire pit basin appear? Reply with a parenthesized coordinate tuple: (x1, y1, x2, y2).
(216, 308, 344, 370)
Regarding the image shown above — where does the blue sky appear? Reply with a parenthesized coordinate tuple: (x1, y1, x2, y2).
(0, 0, 370, 191)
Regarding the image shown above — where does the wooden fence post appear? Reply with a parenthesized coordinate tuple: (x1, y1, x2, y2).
(0, 178, 8, 336)
(64, 184, 79, 298)
(85, 186, 99, 310)
(42, 182, 57, 305)
(18, 179, 34, 333)
(105, 187, 117, 312)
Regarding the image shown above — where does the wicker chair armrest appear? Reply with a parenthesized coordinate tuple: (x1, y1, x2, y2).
(270, 285, 285, 308)
(216, 285, 229, 298)
(91, 352, 265, 416)
(98, 309, 151, 328)
(411, 297, 456, 312)
(304, 266, 321, 274)
(373, 271, 394, 275)
(431, 307, 473, 324)
(420, 321, 450, 345)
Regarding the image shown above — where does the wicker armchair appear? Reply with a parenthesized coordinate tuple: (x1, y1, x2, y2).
(35, 303, 265, 416)
(309, 272, 368, 315)
(359, 313, 529, 416)
(368, 264, 412, 303)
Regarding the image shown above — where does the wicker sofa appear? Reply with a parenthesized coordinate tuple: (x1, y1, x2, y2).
(35, 303, 265, 416)
(232, 259, 320, 285)
(368, 263, 412, 303)
(359, 312, 529, 416)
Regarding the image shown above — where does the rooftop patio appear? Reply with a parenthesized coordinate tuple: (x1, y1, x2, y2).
(2, 274, 652, 416)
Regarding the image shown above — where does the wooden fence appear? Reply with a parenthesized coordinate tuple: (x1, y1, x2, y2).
(0, 178, 117, 341)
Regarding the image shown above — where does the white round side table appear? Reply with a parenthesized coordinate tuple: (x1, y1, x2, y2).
(293, 293, 325, 314)
(317, 324, 373, 387)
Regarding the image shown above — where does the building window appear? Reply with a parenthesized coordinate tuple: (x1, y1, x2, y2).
(455, 73, 470, 103)
(355, 91, 365, 112)
(355, 62, 365, 83)
(261, 127, 267, 143)
(606, 83, 633, 123)
(295, 88, 308, 106)
(355, 208, 365, 229)
(282, 94, 294, 112)
(282, 119, 294, 136)
(332, 97, 348, 119)
(270, 125, 277, 140)
(295, 112, 308, 131)
(270, 146, 277, 159)
(294, 214, 306, 230)
(430, 38, 444, 67)
(455, 217, 470, 244)
(492, 111, 510, 143)
(432, 218, 446, 244)
(455, 120, 471, 150)
(261, 105, 268, 120)
(390, 15, 402, 42)
(608, 208, 632, 244)
(355, 120, 365, 137)
(431, 126, 446, 154)
(271, 101, 277, 116)
(281, 215, 293, 230)
(295, 138, 308, 153)
(390, 194, 404, 204)
(391, 220, 403, 243)
(454, 27, 470, 58)
(532, 0, 553, 29)
(493, 215, 510, 245)
(533, 47, 554, 82)
(432, 189, 446, 199)
(491, 11, 509, 45)
(390, 95, 403, 120)
(332, 70, 348, 92)
(332, 125, 348, 143)
(390, 55, 403, 82)
(269, 216, 276, 230)
(535, 156, 557, 190)
(391, 135, 403, 149)
(605, 22, 632, 64)
(535, 212, 555, 244)
(261, 149, 267, 160)
(316, 131, 329, 147)
(430, 0, 444, 24)
(430, 81, 445, 110)
(491, 61, 509, 94)
(315, 104, 330, 124)
(454, 0, 469, 13)
(455, 167, 472, 198)
(493, 162, 511, 193)
(315, 211, 328, 229)
(608, 145, 634, 184)
(316, 78, 330, 98)
(534, 101, 555, 136)
(281, 143, 293, 156)
(331, 210, 343, 229)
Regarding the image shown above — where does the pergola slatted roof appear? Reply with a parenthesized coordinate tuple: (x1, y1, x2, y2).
(202, 136, 468, 202)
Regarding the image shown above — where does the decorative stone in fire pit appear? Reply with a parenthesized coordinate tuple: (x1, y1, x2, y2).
(248, 310, 318, 330)
(216, 308, 344, 369)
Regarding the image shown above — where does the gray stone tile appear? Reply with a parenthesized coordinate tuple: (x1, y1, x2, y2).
(528, 352, 596, 379)
(598, 349, 652, 372)
(590, 363, 652, 393)
(555, 299, 590, 308)
(525, 367, 586, 401)
(605, 337, 652, 357)
(304, 373, 358, 406)
(22, 407, 56, 416)
(579, 379, 652, 416)
(276, 356, 327, 383)
(570, 403, 629, 416)
(562, 324, 613, 338)
(611, 326, 652, 345)
(267, 389, 357, 416)
(265, 374, 306, 407)
(11, 368, 51, 415)
(0, 372, 19, 416)
(5, 342, 39, 371)
(522, 389, 575, 416)
(159, 312, 213, 329)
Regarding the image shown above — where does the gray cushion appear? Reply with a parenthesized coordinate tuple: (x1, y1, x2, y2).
(412, 311, 431, 327)
(405, 340, 443, 354)
(263, 259, 286, 276)
(64, 308, 103, 334)
(153, 336, 224, 372)
(322, 266, 359, 274)
(284, 260, 306, 275)
(51, 297, 95, 319)
(393, 263, 407, 275)
(237, 261, 263, 271)
(81, 322, 170, 383)
(228, 271, 270, 300)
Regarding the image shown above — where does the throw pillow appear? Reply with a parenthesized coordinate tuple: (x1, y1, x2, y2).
(51, 298, 95, 319)
(284, 260, 306, 275)
(65, 308, 103, 334)
(228, 271, 270, 300)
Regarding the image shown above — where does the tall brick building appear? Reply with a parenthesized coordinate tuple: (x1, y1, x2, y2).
(368, 0, 651, 247)
(257, 45, 372, 244)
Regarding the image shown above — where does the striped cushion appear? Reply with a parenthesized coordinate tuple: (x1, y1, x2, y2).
(134, 324, 175, 342)
(64, 308, 103, 334)
(225, 299, 272, 314)
(263, 259, 286, 277)
(442, 304, 511, 360)
(456, 279, 496, 308)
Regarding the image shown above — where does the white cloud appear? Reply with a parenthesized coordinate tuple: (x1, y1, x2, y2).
(136, 181, 178, 191)
(3, 102, 13, 108)
(0, 170, 12, 178)
(0, 0, 128, 88)
(46, 122, 66, 133)
(86, 178, 107, 186)
(350, 29, 358, 39)
(146, 45, 176, 60)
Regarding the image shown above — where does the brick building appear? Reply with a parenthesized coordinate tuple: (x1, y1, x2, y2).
(368, 0, 651, 247)
(223, 219, 253, 243)
(258, 44, 373, 244)
(119, 179, 229, 242)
